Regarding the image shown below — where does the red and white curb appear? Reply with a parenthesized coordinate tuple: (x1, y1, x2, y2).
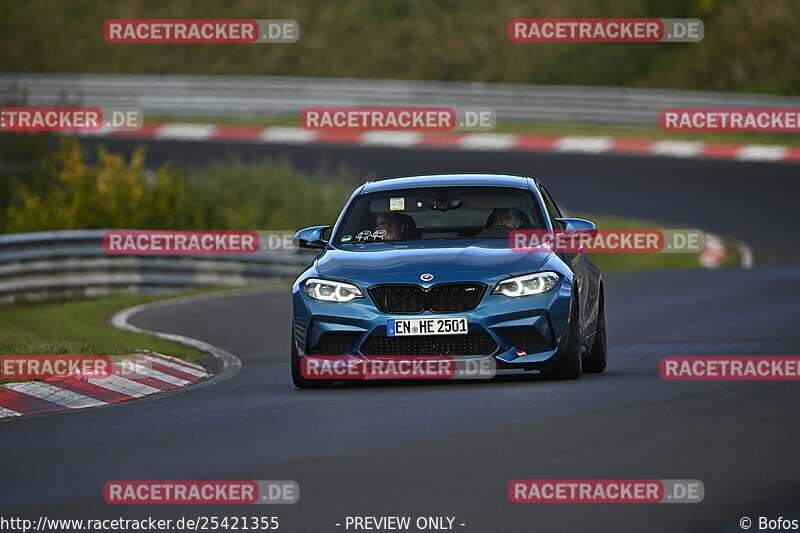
(0, 352, 209, 420)
(700, 233, 727, 269)
(699, 232, 754, 269)
(85, 123, 800, 164)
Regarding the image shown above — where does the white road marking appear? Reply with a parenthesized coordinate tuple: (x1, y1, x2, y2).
(736, 240, 755, 269)
(116, 362, 191, 387)
(359, 132, 422, 147)
(141, 355, 207, 377)
(155, 123, 217, 140)
(87, 374, 162, 397)
(459, 133, 517, 150)
(5, 382, 106, 409)
(556, 136, 613, 153)
(259, 127, 318, 143)
(148, 352, 207, 372)
(651, 141, 703, 158)
(0, 407, 23, 419)
(736, 144, 788, 161)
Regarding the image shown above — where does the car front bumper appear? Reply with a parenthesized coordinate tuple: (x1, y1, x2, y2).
(292, 277, 573, 369)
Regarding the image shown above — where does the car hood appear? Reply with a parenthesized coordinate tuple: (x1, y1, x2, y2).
(315, 240, 551, 284)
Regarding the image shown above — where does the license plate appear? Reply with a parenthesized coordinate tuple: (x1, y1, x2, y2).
(387, 317, 468, 336)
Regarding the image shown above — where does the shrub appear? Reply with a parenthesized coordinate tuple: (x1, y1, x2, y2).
(4, 136, 356, 232)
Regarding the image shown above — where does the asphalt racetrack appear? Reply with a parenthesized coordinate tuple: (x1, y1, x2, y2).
(2, 140, 799, 532)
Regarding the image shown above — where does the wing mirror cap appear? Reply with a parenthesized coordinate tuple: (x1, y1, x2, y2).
(554, 217, 597, 232)
(293, 225, 332, 249)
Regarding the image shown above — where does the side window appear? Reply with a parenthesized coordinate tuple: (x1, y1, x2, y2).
(537, 184, 563, 228)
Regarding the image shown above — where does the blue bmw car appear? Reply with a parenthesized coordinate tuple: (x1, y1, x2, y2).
(291, 174, 606, 388)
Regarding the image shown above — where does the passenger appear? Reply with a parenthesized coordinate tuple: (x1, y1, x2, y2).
(488, 208, 523, 229)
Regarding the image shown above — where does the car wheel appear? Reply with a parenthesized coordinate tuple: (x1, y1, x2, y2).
(583, 291, 607, 374)
(291, 331, 334, 389)
(545, 296, 582, 380)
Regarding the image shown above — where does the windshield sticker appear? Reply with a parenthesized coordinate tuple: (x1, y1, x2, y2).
(341, 234, 353, 242)
(390, 197, 405, 211)
(355, 230, 386, 241)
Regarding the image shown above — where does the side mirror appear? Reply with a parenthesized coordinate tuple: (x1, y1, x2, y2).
(554, 218, 597, 232)
(293, 226, 331, 249)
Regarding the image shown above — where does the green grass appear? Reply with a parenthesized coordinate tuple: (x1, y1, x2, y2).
(0, 291, 210, 359)
(0, 286, 287, 384)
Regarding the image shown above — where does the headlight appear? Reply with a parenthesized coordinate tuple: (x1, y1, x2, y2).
(304, 278, 363, 302)
(491, 272, 559, 297)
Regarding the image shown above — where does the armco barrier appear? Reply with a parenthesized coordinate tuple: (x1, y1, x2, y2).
(0, 230, 313, 305)
(3, 73, 800, 126)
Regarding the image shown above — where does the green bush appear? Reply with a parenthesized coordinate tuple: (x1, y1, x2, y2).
(0, 131, 54, 231)
(3, 136, 356, 232)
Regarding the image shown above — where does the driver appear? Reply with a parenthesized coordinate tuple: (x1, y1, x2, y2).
(375, 212, 413, 241)
(489, 208, 523, 229)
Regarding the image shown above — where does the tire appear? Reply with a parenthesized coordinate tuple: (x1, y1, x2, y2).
(584, 291, 608, 374)
(545, 296, 582, 380)
(291, 332, 334, 389)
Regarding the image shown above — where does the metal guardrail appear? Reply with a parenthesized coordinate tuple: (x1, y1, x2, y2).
(3, 73, 800, 126)
(0, 230, 313, 305)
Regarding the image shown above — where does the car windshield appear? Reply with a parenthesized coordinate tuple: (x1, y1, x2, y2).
(333, 186, 545, 244)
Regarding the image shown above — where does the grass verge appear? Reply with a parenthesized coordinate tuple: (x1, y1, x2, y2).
(0, 286, 282, 384)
